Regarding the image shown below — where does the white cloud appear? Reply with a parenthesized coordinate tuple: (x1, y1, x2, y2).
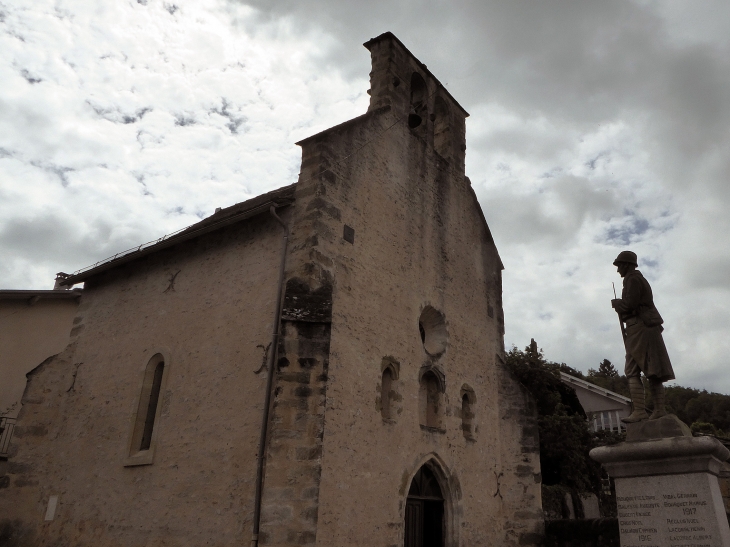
(1, 0, 729, 393)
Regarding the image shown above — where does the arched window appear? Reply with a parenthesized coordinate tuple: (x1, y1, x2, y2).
(409, 72, 428, 129)
(460, 385, 476, 440)
(433, 96, 451, 160)
(126, 353, 168, 466)
(380, 358, 400, 422)
(419, 369, 445, 430)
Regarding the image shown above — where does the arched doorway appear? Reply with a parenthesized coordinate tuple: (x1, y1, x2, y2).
(404, 464, 444, 547)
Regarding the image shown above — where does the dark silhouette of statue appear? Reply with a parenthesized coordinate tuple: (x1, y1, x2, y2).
(611, 251, 674, 423)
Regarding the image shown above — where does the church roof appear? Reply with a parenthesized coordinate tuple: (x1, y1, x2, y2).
(59, 183, 296, 287)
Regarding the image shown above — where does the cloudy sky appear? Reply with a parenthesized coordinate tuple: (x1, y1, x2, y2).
(2, 0, 729, 391)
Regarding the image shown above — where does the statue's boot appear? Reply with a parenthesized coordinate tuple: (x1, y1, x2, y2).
(622, 376, 649, 423)
(649, 378, 668, 420)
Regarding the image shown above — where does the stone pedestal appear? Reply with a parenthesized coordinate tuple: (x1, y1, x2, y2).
(591, 416, 730, 547)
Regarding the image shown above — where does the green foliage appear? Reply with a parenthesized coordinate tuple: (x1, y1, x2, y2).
(582, 361, 730, 437)
(506, 344, 603, 493)
(690, 421, 723, 437)
(665, 386, 730, 435)
(586, 360, 630, 398)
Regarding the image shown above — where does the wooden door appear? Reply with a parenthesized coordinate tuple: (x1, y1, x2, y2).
(405, 499, 423, 547)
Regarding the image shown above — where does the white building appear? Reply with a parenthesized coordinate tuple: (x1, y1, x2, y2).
(559, 372, 632, 432)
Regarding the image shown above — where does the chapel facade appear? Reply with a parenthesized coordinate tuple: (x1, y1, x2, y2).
(0, 33, 543, 547)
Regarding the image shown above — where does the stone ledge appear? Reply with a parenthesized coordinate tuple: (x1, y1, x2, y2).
(625, 414, 692, 442)
(590, 436, 730, 478)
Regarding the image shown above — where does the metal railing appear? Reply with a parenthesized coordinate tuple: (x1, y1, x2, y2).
(69, 224, 196, 277)
(0, 416, 16, 459)
(65, 198, 293, 281)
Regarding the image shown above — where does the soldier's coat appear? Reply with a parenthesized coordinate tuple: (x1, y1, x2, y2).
(615, 270, 675, 381)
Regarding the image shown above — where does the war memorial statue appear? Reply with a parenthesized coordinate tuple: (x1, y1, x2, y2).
(591, 251, 730, 547)
(610, 250, 675, 423)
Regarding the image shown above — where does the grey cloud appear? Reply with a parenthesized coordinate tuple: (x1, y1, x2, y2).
(0, 214, 117, 270)
(20, 69, 42, 84)
(210, 98, 248, 134)
(29, 161, 75, 187)
(479, 175, 618, 247)
(2, 0, 729, 391)
(603, 215, 650, 246)
(174, 113, 196, 126)
(86, 101, 153, 124)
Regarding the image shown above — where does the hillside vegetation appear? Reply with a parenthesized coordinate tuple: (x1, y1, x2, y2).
(578, 359, 730, 438)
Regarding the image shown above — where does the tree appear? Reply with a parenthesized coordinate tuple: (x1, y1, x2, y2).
(593, 359, 618, 378)
(505, 344, 602, 493)
(586, 360, 630, 398)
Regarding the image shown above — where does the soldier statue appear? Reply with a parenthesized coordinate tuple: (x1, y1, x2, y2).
(611, 251, 675, 423)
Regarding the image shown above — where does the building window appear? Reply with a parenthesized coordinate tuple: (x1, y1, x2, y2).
(139, 360, 164, 451)
(409, 72, 428, 129)
(418, 306, 448, 357)
(379, 357, 400, 422)
(125, 352, 169, 466)
(433, 96, 451, 160)
(460, 385, 476, 440)
(419, 368, 445, 431)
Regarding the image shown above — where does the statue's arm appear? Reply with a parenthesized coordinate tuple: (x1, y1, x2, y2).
(612, 276, 641, 315)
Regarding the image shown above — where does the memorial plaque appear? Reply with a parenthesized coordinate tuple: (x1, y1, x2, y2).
(615, 473, 730, 547)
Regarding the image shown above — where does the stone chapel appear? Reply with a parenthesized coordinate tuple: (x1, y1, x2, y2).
(0, 33, 543, 547)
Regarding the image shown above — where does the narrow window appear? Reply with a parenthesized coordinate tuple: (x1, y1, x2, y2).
(461, 395, 472, 438)
(460, 385, 476, 440)
(409, 72, 427, 129)
(420, 371, 442, 429)
(140, 361, 164, 451)
(381, 368, 393, 420)
(379, 358, 400, 422)
(433, 96, 451, 159)
(128, 353, 167, 461)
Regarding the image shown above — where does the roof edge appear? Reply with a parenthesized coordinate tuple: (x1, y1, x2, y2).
(0, 289, 83, 301)
(296, 105, 391, 147)
(61, 184, 296, 286)
(559, 372, 632, 404)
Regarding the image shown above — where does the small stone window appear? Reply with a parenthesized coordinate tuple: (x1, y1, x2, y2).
(419, 367, 445, 431)
(418, 306, 448, 356)
(460, 385, 476, 440)
(433, 96, 451, 160)
(409, 72, 427, 129)
(379, 358, 400, 422)
(125, 352, 169, 466)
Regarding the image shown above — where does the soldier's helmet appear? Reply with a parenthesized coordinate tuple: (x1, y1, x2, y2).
(613, 250, 638, 266)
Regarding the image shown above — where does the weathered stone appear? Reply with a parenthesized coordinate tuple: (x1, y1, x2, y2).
(625, 413, 692, 442)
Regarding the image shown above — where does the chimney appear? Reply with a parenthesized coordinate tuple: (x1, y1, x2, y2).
(54, 272, 70, 290)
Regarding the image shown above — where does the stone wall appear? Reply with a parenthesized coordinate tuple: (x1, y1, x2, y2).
(0, 296, 79, 419)
(0, 214, 286, 546)
(258, 33, 543, 547)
